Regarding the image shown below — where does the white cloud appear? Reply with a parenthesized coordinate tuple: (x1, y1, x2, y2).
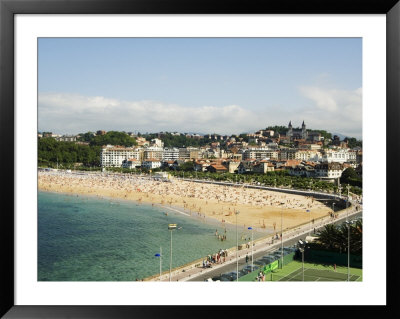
(299, 86, 338, 112)
(38, 93, 267, 135)
(297, 86, 362, 138)
(38, 89, 362, 139)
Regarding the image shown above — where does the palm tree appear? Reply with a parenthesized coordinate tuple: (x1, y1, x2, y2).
(314, 220, 362, 255)
(316, 224, 342, 251)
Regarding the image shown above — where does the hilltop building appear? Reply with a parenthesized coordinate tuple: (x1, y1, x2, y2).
(287, 121, 307, 140)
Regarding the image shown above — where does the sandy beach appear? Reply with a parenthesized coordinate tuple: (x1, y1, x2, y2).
(38, 171, 332, 232)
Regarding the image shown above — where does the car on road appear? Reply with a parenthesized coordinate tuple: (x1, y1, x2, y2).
(254, 260, 267, 267)
(239, 265, 258, 276)
(259, 256, 275, 264)
(211, 276, 222, 281)
(219, 272, 238, 281)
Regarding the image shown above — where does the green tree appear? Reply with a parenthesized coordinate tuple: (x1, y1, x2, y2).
(77, 132, 95, 142)
(340, 168, 362, 187)
(179, 161, 194, 171)
(313, 220, 362, 255)
(90, 131, 137, 147)
(38, 138, 101, 167)
(344, 137, 362, 148)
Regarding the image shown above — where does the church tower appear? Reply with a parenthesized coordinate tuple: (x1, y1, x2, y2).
(288, 121, 293, 138)
(301, 120, 307, 139)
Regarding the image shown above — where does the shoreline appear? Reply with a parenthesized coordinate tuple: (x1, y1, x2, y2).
(38, 170, 332, 231)
(38, 188, 272, 236)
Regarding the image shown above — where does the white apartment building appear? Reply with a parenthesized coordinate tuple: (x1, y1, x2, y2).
(56, 135, 77, 142)
(162, 148, 180, 161)
(295, 150, 322, 161)
(322, 149, 357, 163)
(122, 159, 142, 169)
(101, 145, 143, 167)
(142, 159, 162, 169)
(242, 148, 279, 160)
(314, 162, 344, 179)
(151, 138, 164, 148)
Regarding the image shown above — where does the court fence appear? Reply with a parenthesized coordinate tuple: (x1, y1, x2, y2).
(295, 248, 362, 268)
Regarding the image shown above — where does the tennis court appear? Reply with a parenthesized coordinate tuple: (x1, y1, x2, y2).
(275, 267, 360, 281)
(238, 260, 362, 282)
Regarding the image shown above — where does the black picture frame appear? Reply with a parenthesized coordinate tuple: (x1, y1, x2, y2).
(1, 0, 398, 318)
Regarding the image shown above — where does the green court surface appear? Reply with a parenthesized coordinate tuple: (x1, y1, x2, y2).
(273, 267, 360, 281)
(239, 260, 362, 282)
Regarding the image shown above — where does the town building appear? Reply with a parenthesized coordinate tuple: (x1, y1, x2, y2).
(122, 158, 142, 169)
(179, 147, 200, 160)
(207, 163, 228, 173)
(287, 120, 308, 140)
(162, 148, 180, 161)
(288, 165, 315, 178)
(151, 138, 164, 148)
(237, 159, 257, 174)
(142, 159, 162, 170)
(100, 145, 143, 167)
(143, 146, 164, 161)
(294, 150, 322, 161)
(55, 135, 77, 142)
(278, 149, 297, 161)
(314, 162, 344, 180)
(162, 160, 180, 170)
(136, 137, 150, 147)
(252, 160, 275, 173)
(223, 160, 241, 173)
(194, 160, 211, 172)
(322, 149, 357, 163)
(242, 148, 279, 160)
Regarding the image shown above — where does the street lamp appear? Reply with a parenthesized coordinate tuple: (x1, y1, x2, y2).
(248, 227, 254, 272)
(154, 247, 162, 281)
(280, 202, 284, 269)
(168, 223, 177, 282)
(306, 209, 311, 236)
(346, 220, 355, 281)
(235, 210, 240, 281)
(346, 184, 351, 218)
(298, 240, 308, 281)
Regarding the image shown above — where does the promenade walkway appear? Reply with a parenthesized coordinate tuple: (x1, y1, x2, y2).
(144, 200, 362, 282)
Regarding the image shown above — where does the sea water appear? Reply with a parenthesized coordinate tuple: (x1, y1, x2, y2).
(38, 191, 270, 281)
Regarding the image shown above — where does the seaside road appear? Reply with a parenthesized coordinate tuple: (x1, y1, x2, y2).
(153, 206, 362, 282)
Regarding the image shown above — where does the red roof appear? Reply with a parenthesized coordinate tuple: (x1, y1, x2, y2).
(209, 164, 227, 170)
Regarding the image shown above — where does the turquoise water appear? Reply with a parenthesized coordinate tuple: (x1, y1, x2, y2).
(38, 191, 269, 281)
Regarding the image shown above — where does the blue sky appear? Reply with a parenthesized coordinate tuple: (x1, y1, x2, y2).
(38, 38, 362, 138)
